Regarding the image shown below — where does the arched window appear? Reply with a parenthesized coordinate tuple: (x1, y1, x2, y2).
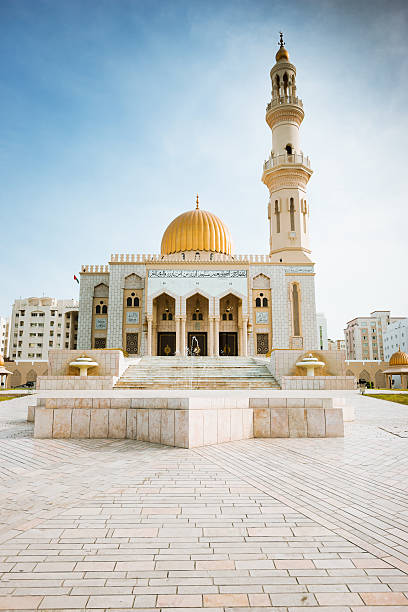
(262, 297, 268, 307)
(255, 297, 261, 307)
(102, 305, 107, 314)
(290, 198, 295, 231)
(228, 313, 233, 321)
(292, 283, 301, 336)
(192, 313, 197, 320)
(168, 313, 173, 321)
(275, 201, 280, 233)
(126, 297, 132, 307)
(285, 144, 292, 155)
(133, 297, 139, 307)
(222, 313, 227, 321)
(198, 313, 203, 321)
(181, 253, 185, 260)
(162, 313, 167, 320)
(95, 305, 101, 314)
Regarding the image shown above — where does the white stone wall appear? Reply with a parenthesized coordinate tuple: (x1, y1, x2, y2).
(77, 274, 109, 349)
(107, 264, 146, 349)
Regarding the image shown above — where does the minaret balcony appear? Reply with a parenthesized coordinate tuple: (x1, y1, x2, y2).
(263, 152, 311, 171)
(267, 96, 303, 111)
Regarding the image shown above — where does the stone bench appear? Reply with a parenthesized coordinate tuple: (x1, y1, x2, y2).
(33, 396, 344, 446)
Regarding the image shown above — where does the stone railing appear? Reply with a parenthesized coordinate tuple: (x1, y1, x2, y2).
(80, 264, 109, 273)
(266, 95, 303, 110)
(263, 153, 311, 171)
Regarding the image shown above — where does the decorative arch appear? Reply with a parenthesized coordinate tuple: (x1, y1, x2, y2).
(359, 369, 371, 383)
(215, 288, 246, 317)
(182, 288, 213, 317)
(252, 273, 271, 289)
(375, 369, 385, 388)
(9, 370, 21, 387)
(148, 289, 180, 316)
(124, 273, 144, 289)
(93, 283, 109, 298)
(346, 369, 354, 377)
(26, 369, 37, 383)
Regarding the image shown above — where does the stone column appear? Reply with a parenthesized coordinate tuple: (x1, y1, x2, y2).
(242, 318, 248, 356)
(147, 316, 152, 356)
(208, 317, 214, 356)
(180, 317, 186, 356)
(214, 318, 219, 356)
(175, 316, 181, 355)
(238, 325, 243, 356)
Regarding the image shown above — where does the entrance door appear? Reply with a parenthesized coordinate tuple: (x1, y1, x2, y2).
(126, 333, 138, 354)
(157, 332, 176, 356)
(188, 332, 207, 356)
(219, 332, 238, 356)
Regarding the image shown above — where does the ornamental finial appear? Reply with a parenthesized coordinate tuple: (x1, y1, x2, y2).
(279, 31, 284, 48)
(196, 194, 199, 209)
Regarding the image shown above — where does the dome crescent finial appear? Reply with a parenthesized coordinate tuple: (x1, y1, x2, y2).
(196, 194, 199, 209)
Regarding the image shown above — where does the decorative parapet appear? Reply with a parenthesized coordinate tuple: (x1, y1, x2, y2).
(263, 152, 311, 171)
(81, 265, 109, 273)
(266, 95, 303, 110)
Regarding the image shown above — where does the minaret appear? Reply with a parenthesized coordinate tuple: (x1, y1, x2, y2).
(262, 34, 313, 263)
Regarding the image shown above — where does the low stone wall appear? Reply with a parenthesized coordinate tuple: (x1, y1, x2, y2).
(281, 376, 356, 390)
(33, 396, 344, 445)
(36, 376, 116, 390)
(251, 397, 344, 438)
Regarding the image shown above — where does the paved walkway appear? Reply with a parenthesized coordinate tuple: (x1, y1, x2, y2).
(0, 393, 408, 609)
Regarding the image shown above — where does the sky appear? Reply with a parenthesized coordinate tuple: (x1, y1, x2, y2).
(1, 0, 407, 339)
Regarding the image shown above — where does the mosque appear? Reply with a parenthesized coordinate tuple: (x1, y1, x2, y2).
(77, 37, 318, 358)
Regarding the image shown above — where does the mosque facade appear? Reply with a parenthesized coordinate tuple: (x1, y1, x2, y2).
(77, 38, 318, 357)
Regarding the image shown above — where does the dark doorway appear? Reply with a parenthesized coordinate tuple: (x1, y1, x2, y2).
(219, 332, 238, 356)
(188, 332, 207, 356)
(158, 332, 176, 356)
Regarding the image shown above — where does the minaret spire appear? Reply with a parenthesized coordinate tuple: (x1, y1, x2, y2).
(279, 31, 284, 47)
(196, 194, 199, 209)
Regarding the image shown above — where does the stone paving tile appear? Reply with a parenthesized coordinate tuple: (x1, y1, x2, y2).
(0, 393, 408, 609)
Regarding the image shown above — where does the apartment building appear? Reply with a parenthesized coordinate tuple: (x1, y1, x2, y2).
(9, 297, 79, 361)
(0, 317, 9, 357)
(344, 310, 404, 360)
(328, 339, 346, 351)
(383, 318, 408, 361)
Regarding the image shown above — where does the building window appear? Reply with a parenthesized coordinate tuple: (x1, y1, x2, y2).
(290, 198, 295, 231)
(291, 283, 301, 336)
(262, 297, 268, 307)
(133, 297, 139, 307)
(228, 313, 233, 320)
(127, 297, 132, 306)
(275, 201, 280, 233)
(222, 313, 227, 321)
(255, 297, 261, 307)
(95, 305, 101, 314)
(102, 305, 107, 314)
(198, 313, 203, 321)
(162, 313, 167, 320)
(168, 313, 173, 321)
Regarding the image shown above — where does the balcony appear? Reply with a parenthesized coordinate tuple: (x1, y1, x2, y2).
(266, 96, 303, 111)
(263, 152, 311, 171)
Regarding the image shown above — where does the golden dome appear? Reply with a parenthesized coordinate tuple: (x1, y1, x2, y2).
(276, 46, 289, 62)
(0, 354, 3, 366)
(389, 347, 408, 366)
(161, 197, 233, 256)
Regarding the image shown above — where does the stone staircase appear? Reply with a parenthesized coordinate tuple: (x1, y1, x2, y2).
(114, 356, 280, 390)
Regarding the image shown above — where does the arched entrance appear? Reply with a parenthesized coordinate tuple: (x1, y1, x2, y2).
(219, 293, 241, 356)
(153, 293, 176, 356)
(186, 293, 209, 356)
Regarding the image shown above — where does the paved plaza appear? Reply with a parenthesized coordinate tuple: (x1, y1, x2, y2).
(0, 393, 408, 610)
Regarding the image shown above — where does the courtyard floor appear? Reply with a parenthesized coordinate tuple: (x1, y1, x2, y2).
(0, 392, 408, 610)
